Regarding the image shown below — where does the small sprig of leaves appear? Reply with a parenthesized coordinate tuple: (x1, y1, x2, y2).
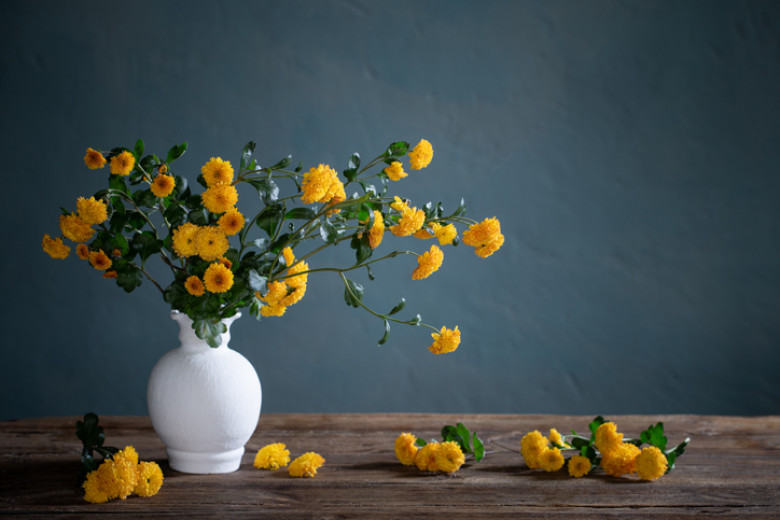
(416, 422, 485, 462)
(76, 413, 118, 482)
(566, 416, 690, 473)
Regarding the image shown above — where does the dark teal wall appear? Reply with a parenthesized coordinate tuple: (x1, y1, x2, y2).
(2, 0, 779, 419)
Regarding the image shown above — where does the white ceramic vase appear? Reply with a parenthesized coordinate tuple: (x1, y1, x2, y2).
(147, 310, 262, 474)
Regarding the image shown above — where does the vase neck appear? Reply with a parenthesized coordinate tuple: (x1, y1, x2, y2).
(171, 311, 240, 351)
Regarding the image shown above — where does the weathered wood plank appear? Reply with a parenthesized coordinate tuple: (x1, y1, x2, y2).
(1, 414, 779, 518)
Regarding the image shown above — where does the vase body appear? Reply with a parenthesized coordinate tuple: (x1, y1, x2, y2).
(147, 311, 262, 474)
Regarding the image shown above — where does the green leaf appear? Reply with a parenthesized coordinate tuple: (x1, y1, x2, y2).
(247, 270, 267, 293)
(270, 154, 292, 170)
(344, 152, 361, 182)
(132, 188, 158, 208)
(343, 278, 364, 308)
(246, 178, 279, 204)
(319, 218, 339, 245)
(131, 231, 162, 261)
(473, 433, 485, 462)
(415, 438, 427, 447)
(110, 234, 130, 257)
(115, 264, 142, 293)
(388, 299, 406, 315)
(378, 319, 390, 346)
(256, 204, 284, 237)
(387, 141, 410, 157)
(134, 139, 144, 159)
(453, 197, 467, 217)
(640, 422, 668, 451)
(350, 234, 372, 264)
(284, 207, 317, 220)
(240, 141, 256, 172)
(166, 143, 188, 164)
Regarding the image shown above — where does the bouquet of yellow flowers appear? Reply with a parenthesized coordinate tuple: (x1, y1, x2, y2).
(42, 138, 504, 350)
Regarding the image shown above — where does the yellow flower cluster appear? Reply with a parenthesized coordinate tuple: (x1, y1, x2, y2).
(394, 433, 465, 474)
(521, 421, 670, 481)
(428, 325, 461, 354)
(82, 446, 163, 503)
(253, 443, 325, 477)
(200, 157, 237, 214)
(412, 245, 444, 280)
(389, 196, 425, 237)
(595, 422, 668, 480)
(256, 247, 308, 317)
(43, 196, 111, 271)
(300, 163, 346, 214)
(253, 442, 291, 470)
(408, 139, 434, 170)
(462, 217, 505, 258)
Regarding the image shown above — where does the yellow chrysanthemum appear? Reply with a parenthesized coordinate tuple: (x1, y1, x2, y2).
(253, 443, 291, 470)
(171, 223, 200, 258)
(461, 217, 504, 258)
(76, 243, 90, 260)
(408, 139, 433, 170)
(549, 428, 569, 448)
(323, 177, 347, 216)
(635, 446, 668, 481)
(432, 222, 457, 245)
(520, 430, 548, 469)
(394, 433, 419, 466)
(433, 441, 465, 474)
(110, 446, 139, 500)
(412, 245, 444, 280)
(389, 205, 426, 237)
(288, 452, 325, 478)
(201, 183, 238, 214)
(390, 196, 409, 212)
(41, 234, 70, 259)
(428, 325, 460, 355)
(134, 461, 164, 497)
(367, 210, 385, 249)
(539, 447, 565, 472)
(59, 214, 95, 243)
(158, 164, 168, 173)
(286, 260, 309, 289)
(258, 281, 289, 317)
(414, 442, 440, 472)
(218, 256, 233, 269)
(82, 462, 117, 504)
(568, 455, 592, 478)
(413, 227, 434, 240)
(300, 164, 339, 204)
(103, 270, 118, 279)
(594, 422, 624, 454)
(218, 208, 245, 236)
(88, 250, 112, 271)
(203, 262, 234, 293)
(84, 148, 106, 170)
(201, 157, 234, 187)
(150, 173, 175, 198)
(110, 151, 135, 176)
(185, 275, 205, 297)
(384, 161, 408, 181)
(76, 197, 108, 225)
(601, 443, 641, 477)
(194, 226, 230, 262)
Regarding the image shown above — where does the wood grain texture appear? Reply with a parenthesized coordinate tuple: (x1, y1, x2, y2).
(1, 414, 779, 519)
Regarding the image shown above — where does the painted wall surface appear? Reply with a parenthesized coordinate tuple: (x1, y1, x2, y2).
(2, 0, 779, 419)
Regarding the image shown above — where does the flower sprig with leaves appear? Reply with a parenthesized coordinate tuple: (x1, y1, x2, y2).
(42, 138, 504, 350)
(76, 413, 163, 503)
(520, 416, 690, 481)
(394, 422, 485, 474)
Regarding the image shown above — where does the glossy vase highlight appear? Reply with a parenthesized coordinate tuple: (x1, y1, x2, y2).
(147, 311, 262, 474)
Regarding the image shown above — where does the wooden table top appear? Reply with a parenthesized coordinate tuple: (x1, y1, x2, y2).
(1, 413, 779, 519)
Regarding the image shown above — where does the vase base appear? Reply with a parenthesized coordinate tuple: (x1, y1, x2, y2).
(166, 446, 245, 474)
